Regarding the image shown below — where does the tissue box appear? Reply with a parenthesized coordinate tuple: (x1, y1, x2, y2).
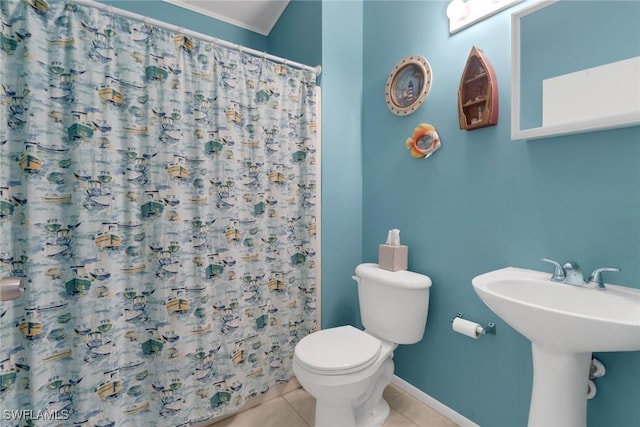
(378, 244, 408, 272)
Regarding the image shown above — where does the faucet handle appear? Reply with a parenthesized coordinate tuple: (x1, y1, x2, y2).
(587, 267, 621, 289)
(540, 257, 565, 281)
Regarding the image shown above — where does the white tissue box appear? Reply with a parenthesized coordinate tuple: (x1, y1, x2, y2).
(378, 244, 408, 272)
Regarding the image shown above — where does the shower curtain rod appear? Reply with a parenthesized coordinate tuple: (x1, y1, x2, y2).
(72, 0, 322, 75)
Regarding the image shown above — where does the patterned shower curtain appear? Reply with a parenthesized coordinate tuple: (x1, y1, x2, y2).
(0, 1, 318, 425)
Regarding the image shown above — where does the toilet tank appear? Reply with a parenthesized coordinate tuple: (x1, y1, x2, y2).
(355, 263, 431, 344)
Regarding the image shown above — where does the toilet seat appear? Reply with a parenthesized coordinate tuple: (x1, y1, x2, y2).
(294, 325, 382, 375)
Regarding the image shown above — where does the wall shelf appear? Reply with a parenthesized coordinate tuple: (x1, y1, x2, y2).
(457, 46, 498, 131)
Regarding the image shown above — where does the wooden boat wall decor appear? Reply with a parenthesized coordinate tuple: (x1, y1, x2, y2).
(458, 46, 499, 130)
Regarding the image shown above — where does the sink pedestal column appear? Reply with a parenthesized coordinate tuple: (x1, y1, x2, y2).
(528, 344, 591, 427)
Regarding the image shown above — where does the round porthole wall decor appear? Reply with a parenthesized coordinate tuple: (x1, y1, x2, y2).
(385, 55, 432, 116)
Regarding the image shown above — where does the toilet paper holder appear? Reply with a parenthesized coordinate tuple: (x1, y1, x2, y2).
(452, 312, 496, 335)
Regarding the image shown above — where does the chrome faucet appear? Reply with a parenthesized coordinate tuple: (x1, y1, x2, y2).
(561, 261, 585, 286)
(540, 258, 620, 290)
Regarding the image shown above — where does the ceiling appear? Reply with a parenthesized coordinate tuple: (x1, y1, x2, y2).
(164, 0, 290, 36)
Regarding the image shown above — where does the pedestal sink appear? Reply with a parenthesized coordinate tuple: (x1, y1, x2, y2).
(472, 267, 640, 427)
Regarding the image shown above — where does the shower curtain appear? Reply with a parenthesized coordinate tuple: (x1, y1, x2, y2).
(0, 1, 318, 425)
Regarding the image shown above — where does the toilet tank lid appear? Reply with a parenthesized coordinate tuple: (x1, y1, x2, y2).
(355, 263, 432, 289)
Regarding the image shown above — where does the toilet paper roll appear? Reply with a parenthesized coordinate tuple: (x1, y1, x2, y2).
(452, 317, 483, 339)
(587, 380, 597, 400)
(0, 277, 24, 301)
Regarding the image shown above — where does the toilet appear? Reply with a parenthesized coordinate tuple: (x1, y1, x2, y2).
(293, 263, 432, 427)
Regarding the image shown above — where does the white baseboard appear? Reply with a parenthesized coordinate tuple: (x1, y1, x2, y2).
(392, 375, 480, 427)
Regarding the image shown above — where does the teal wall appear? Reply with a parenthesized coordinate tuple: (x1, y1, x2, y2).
(320, 0, 363, 329)
(269, 0, 322, 71)
(269, 0, 362, 331)
(362, 1, 640, 426)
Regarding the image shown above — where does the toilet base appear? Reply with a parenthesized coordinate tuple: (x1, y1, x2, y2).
(315, 401, 356, 427)
(313, 357, 394, 427)
(357, 399, 390, 427)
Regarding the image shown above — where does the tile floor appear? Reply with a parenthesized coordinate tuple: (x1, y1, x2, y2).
(209, 384, 460, 427)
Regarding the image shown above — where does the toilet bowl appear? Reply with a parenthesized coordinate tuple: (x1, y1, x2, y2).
(293, 325, 396, 427)
(293, 264, 431, 427)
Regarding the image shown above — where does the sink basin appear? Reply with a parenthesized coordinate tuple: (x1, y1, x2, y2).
(472, 267, 640, 427)
(472, 267, 640, 353)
